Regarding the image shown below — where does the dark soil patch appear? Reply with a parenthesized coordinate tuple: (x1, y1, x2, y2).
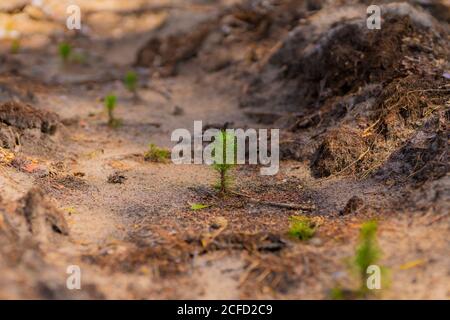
(135, 20, 218, 76)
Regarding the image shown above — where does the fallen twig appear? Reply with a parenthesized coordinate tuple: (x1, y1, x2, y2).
(231, 191, 316, 211)
(426, 213, 449, 226)
(334, 147, 371, 176)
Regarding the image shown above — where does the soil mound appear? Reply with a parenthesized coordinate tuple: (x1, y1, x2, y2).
(234, 3, 449, 184)
(0, 101, 58, 133)
(1, 188, 69, 245)
(0, 101, 60, 153)
(135, 20, 218, 76)
(0, 189, 102, 299)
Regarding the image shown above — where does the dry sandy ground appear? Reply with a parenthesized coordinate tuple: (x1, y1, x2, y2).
(0, 0, 448, 299)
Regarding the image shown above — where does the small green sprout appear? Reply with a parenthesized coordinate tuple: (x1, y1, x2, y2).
(329, 220, 386, 299)
(10, 39, 20, 54)
(288, 215, 316, 240)
(212, 130, 236, 195)
(104, 94, 120, 128)
(124, 71, 138, 92)
(190, 203, 211, 211)
(59, 42, 72, 63)
(144, 143, 171, 163)
(330, 287, 345, 300)
(354, 220, 381, 294)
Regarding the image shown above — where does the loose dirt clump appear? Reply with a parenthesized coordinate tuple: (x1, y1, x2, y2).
(311, 126, 368, 178)
(2, 188, 68, 247)
(197, 232, 287, 253)
(37, 174, 91, 197)
(240, 3, 450, 182)
(408, 175, 450, 214)
(374, 111, 448, 185)
(229, 0, 310, 39)
(0, 188, 72, 299)
(135, 20, 218, 76)
(83, 240, 194, 277)
(0, 101, 58, 134)
(240, 254, 298, 295)
(0, 79, 36, 104)
(239, 244, 333, 297)
(340, 196, 364, 216)
(107, 172, 127, 184)
(0, 178, 110, 299)
(134, 0, 318, 77)
(0, 101, 60, 154)
(310, 75, 449, 179)
(241, 4, 447, 112)
(13, 188, 69, 244)
(357, 75, 448, 180)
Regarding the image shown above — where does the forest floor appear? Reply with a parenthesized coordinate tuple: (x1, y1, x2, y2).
(0, 0, 448, 299)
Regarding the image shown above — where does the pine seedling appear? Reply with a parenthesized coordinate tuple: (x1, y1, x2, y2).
(10, 39, 20, 54)
(353, 220, 382, 295)
(330, 287, 345, 300)
(104, 94, 120, 128)
(212, 130, 236, 195)
(288, 215, 316, 240)
(144, 143, 171, 163)
(329, 220, 385, 299)
(59, 42, 72, 63)
(124, 71, 138, 94)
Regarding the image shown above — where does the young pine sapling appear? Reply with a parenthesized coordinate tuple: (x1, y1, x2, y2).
(10, 39, 20, 54)
(330, 220, 384, 300)
(212, 130, 236, 195)
(104, 94, 120, 128)
(144, 143, 171, 163)
(353, 220, 382, 295)
(59, 42, 72, 63)
(124, 71, 139, 100)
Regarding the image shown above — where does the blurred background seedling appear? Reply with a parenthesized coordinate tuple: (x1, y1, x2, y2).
(10, 38, 20, 54)
(104, 94, 120, 128)
(331, 220, 387, 299)
(124, 71, 138, 93)
(353, 220, 382, 295)
(124, 70, 142, 102)
(59, 42, 72, 63)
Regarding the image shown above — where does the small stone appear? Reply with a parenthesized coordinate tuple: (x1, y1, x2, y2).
(107, 172, 126, 184)
(309, 237, 323, 246)
(210, 222, 221, 230)
(172, 105, 184, 116)
(340, 196, 364, 215)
